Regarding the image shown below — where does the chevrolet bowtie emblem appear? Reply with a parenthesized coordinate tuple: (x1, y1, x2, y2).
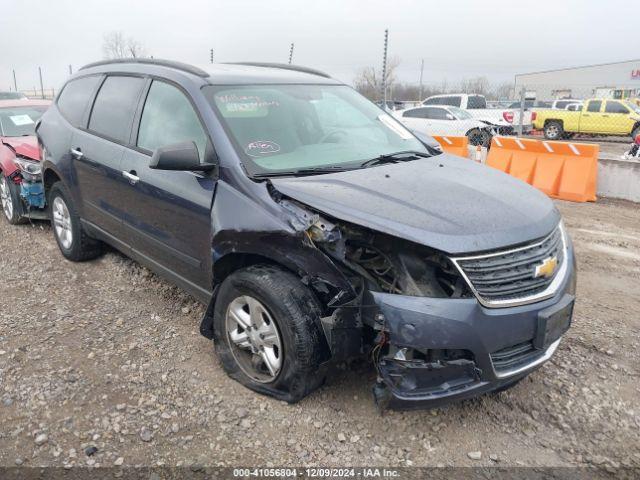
(534, 256, 558, 279)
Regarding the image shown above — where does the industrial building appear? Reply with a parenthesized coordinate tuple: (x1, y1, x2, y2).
(514, 59, 640, 101)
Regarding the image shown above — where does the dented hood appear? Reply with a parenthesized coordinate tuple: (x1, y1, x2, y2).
(271, 154, 560, 255)
(1, 135, 40, 161)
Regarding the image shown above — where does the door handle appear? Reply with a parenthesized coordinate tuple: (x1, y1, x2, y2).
(122, 170, 140, 185)
(70, 148, 84, 160)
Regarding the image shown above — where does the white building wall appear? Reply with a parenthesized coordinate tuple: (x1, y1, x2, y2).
(514, 60, 640, 100)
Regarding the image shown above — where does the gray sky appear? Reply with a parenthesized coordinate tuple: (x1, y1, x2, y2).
(2, 0, 637, 92)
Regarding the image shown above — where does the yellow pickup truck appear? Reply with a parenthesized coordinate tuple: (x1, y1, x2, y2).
(533, 98, 640, 140)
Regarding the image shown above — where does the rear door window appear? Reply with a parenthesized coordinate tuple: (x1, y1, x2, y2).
(136, 80, 208, 161)
(424, 108, 449, 120)
(467, 95, 486, 109)
(88, 76, 145, 143)
(57, 75, 102, 127)
(403, 108, 429, 118)
(586, 100, 602, 112)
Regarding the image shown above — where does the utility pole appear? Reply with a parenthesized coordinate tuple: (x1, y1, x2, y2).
(38, 67, 44, 99)
(12, 69, 17, 92)
(68, 64, 73, 75)
(210, 49, 214, 64)
(381, 29, 389, 104)
(288, 43, 294, 64)
(418, 58, 424, 102)
(517, 86, 526, 136)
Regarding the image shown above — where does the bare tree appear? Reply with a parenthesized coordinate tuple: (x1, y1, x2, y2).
(354, 56, 401, 101)
(102, 31, 147, 59)
(459, 76, 491, 96)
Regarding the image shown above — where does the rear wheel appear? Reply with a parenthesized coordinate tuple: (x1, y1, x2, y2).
(49, 181, 102, 261)
(213, 265, 327, 403)
(0, 175, 26, 225)
(544, 121, 564, 140)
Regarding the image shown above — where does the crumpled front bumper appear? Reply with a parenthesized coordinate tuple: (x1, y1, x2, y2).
(370, 245, 576, 410)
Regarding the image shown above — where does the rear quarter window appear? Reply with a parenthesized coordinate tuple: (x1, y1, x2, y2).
(88, 76, 145, 143)
(57, 75, 102, 127)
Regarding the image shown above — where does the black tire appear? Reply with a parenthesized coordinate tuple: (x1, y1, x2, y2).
(544, 121, 564, 140)
(213, 265, 327, 403)
(48, 181, 102, 262)
(0, 174, 27, 225)
(467, 128, 491, 147)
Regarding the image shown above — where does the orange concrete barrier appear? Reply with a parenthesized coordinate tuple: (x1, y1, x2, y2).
(486, 136, 599, 202)
(433, 135, 468, 157)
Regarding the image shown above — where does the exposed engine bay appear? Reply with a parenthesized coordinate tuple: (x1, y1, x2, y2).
(277, 196, 482, 408)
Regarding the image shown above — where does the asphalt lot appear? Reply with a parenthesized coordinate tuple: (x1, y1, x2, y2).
(0, 198, 639, 471)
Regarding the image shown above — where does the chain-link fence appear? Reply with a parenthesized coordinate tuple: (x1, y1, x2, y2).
(371, 81, 640, 158)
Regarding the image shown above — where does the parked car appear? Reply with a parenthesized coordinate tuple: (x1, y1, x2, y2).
(508, 100, 552, 110)
(0, 99, 51, 224)
(394, 105, 493, 146)
(534, 98, 640, 140)
(422, 93, 534, 135)
(0, 91, 28, 101)
(375, 100, 405, 111)
(37, 59, 576, 409)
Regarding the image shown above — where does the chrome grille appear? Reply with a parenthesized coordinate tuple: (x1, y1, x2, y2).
(453, 226, 565, 306)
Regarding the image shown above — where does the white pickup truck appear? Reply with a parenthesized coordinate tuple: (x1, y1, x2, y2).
(422, 94, 534, 135)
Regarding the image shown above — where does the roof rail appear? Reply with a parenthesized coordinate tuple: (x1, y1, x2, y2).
(79, 58, 209, 77)
(223, 62, 331, 79)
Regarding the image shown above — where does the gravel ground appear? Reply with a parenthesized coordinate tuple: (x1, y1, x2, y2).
(0, 198, 639, 471)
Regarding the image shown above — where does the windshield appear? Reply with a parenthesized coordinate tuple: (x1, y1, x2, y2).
(204, 84, 427, 176)
(0, 106, 47, 137)
(448, 106, 472, 119)
(625, 101, 640, 115)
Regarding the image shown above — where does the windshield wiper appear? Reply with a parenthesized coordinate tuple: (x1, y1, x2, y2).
(359, 150, 433, 168)
(253, 165, 356, 179)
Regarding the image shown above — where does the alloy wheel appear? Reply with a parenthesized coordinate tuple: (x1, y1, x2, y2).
(546, 125, 559, 139)
(225, 295, 283, 383)
(1, 176, 14, 221)
(52, 196, 73, 249)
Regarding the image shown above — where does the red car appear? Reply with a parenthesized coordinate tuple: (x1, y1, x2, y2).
(0, 99, 50, 224)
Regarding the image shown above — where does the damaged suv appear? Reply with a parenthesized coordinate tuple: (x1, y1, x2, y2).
(37, 59, 576, 409)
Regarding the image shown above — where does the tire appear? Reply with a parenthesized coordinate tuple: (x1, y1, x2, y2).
(0, 174, 27, 225)
(213, 265, 327, 403)
(544, 121, 564, 140)
(467, 128, 491, 147)
(48, 181, 102, 261)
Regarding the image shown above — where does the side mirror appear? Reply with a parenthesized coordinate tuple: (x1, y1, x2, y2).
(445, 113, 455, 120)
(149, 141, 215, 171)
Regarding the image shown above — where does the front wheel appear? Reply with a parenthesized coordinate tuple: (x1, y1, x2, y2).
(49, 182, 102, 261)
(0, 175, 27, 225)
(212, 265, 327, 403)
(544, 121, 564, 140)
(467, 128, 491, 147)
